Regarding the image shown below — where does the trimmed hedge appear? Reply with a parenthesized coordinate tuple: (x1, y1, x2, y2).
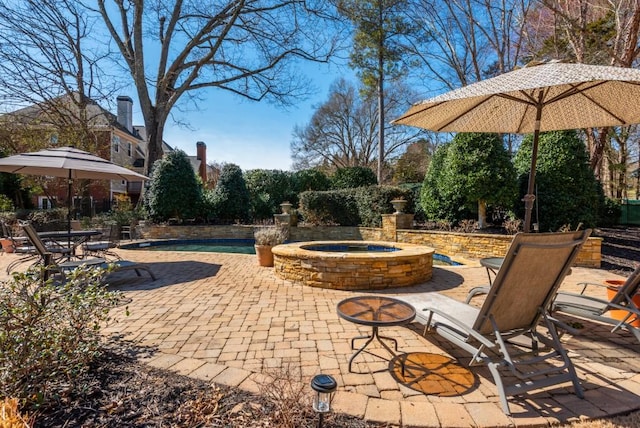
(299, 185, 413, 227)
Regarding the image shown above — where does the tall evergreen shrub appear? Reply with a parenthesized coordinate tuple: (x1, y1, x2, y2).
(145, 150, 203, 222)
(514, 130, 604, 231)
(330, 166, 377, 189)
(209, 163, 250, 223)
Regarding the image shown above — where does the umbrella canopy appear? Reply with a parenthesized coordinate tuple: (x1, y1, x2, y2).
(393, 62, 640, 231)
(0, 146, 149, 240)
(0, 146, 148, 181)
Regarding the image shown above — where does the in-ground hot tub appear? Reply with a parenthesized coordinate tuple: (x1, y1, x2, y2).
(272, 241, 434, 290)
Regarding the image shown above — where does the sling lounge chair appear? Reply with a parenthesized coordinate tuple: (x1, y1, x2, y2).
(410, 230, 591, 416)
(82, 222, 121, 261)
(21, 222, 155, 282)
(551, 264, 640, 343)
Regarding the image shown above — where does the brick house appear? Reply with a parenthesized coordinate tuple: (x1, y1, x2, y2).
(0, 94, 147, 215)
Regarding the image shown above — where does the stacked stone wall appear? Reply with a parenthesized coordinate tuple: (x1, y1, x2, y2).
(136, 223, 601, 268)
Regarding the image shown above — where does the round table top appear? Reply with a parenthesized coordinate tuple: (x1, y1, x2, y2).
(38, 229, 103, 239)
(337, 296, 416, 327)
(480, 257, 504, 270)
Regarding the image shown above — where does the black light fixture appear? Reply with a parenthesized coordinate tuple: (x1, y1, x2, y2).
(310, 374, 337, 428)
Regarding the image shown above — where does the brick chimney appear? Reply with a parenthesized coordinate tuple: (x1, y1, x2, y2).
(116, 96, 133, 133)
(196, 141, 207, 183)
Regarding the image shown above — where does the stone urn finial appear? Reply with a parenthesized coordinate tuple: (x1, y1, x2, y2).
(280, 201, 293, 214)
(390, 198, 407, 214)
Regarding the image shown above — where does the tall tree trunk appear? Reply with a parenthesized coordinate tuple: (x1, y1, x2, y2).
(143, 113, 165, 176)
(589, 128, 609, 181)
(478, 199, 487, 229)
(376, 0, 384, 184)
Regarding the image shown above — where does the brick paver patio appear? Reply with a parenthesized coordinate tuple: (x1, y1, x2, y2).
(2, 248, 638, 427)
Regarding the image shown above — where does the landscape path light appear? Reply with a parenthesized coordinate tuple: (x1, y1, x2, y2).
(310, 374, 337, 428)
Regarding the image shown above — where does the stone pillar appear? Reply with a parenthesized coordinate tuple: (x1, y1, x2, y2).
(274, 213, 291, 226)
(381, 213, 414, 242)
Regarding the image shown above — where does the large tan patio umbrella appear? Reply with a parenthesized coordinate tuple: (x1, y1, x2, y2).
(0, 146, 148, 239)
(393, 62, 640, 232)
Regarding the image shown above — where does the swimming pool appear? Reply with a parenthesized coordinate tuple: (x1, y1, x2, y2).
(120, 239, 463, 265)
(121, 239, 256, 254)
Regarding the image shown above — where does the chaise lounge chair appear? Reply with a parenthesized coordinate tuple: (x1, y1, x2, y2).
(402, 230, 591, 416)
(21, 222, 155, 282)
(82, 222, 121, 261)
(551, 264, 640, 343)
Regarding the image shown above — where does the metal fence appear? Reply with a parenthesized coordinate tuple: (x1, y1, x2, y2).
(620, 200, 640, 225)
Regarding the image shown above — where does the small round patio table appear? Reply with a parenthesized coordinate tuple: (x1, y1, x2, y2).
(480, 257, 504, 285)
(337, 296, 416, 373)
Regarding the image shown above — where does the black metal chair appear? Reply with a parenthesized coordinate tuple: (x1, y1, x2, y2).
(82, 222, 120, 260)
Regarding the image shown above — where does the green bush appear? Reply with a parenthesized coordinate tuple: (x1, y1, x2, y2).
(0, 266, 122, 408)
(145, 150, 203, 222)
(599, 197, 621, 227)
(400, 183, 425, 223)
(330, 166, 377, 189)
(0, 194, 13, 212)
(244, 169, 295, 221)
(23, 208, 68, 231)
(514, 130, 604, 231)
(420, 134, 517, 226)
(299, 185, 412, 226)
(420, 143, 470, 222)
(291, 169, 331, 193)
(354, 185, 413, 227)
(209, 164, 250, 223)
(298, 189, 360, 226)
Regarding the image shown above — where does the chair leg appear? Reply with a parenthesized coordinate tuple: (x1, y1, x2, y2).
(488, 362, 512, 416)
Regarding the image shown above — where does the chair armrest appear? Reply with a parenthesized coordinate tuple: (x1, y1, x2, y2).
(554, 291, 640, 314)
(422, 306, 496, 349)
(546, 314, 582, 336)
(465, 286, 491, 303)
(576, 281, 611, 294)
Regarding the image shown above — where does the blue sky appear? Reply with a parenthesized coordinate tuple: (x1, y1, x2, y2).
(129, 62, 355, 172)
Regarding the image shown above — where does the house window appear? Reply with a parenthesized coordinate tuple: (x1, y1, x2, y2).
(50, 134, 58, 145)
(128, 142, 132, 157)
(112, 135, 120, 152)
(38, 196, 56, 210)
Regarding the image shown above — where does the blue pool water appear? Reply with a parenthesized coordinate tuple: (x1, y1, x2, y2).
(121, 239, 257, 254)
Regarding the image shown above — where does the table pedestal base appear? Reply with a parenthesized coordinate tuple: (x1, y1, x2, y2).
(349, 326, 399, 372)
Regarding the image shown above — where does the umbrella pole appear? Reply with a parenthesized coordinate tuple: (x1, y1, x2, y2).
(67, 170, 72, 249)
(523, 100, 543, 233)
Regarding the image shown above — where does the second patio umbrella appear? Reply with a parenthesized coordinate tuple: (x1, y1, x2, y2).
(0, 146, 149, 242)
(393, 62, 640, 232)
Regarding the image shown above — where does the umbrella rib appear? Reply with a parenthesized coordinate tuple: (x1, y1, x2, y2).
(392, 100, 448, 124)
(436, 96, 499, 131)
(545, 81, 630, 124)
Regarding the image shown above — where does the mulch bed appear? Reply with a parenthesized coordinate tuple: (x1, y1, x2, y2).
(593, 226, 640, 276)
(29, 227, 639, 427)
(32, 341, 381, 428)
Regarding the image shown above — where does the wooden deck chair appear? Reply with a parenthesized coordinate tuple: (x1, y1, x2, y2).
(402, 230, 591, 416)
(551, 264, 640, 343)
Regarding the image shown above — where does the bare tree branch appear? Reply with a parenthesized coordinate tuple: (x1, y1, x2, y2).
(96, 0, 342, 174)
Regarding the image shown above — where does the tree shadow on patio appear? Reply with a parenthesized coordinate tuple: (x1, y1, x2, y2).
(106, 260, 221, 291)
(378, 267, 466, 295)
